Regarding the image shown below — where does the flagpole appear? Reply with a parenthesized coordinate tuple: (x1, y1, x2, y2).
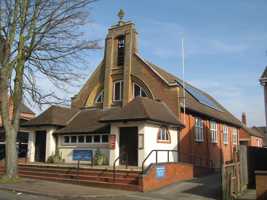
(182, 38, 186, 124)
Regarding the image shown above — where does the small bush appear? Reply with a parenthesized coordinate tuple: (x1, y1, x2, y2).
(47, 149, 65, 164)
(94, 149, 108, 165)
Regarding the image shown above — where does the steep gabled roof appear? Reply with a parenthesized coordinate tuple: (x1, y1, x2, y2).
(23, 106, 78, 127)
(135, 54, 242, 127)
(100, 97, 184, 128)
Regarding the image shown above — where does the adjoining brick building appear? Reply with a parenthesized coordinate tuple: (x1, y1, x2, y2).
(0, 97, 35, 159)
(24, 12, 246, 170)
(239, 112, 265, 148)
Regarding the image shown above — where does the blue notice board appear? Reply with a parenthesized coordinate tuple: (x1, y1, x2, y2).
(73, 150, 92, 161)
(156, 165, 166, 179)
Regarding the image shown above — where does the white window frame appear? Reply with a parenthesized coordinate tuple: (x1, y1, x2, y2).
(223, 126, 228, 144)
(157, 127, 170, 142)
(63, 134, 109, 145)
(232, 128, 238, 145)
(210, 121, 217, 143)
(133, 83, 147, 98)
(195, 118, 204, 142)
(257, 139, 261, 147)
(95, 90, 104, 103)
(113, 80, 123, 102)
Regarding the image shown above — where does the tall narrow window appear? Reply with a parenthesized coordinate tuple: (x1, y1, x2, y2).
(113, 80, 123, 101)
(133, 83, 147, 98)
(232, 128, 238, 145)
(223, 126, 228, 144)
(210, 121, 217, 143)
(117, 35, 125, 66)
(195, 118, 204, 142)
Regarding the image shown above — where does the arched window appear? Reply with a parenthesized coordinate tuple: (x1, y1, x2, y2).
(157, 127, 171, 143)
(133, 83, 147, 98)
(95, 90, 104, 103)
(117, 35, 125, 66)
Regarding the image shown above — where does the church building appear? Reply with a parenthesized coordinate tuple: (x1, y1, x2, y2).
(23, 11, 243, 171)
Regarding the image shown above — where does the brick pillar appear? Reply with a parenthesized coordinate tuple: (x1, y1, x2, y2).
(103, 36, 114, 109)
(122, 29, 133, 106)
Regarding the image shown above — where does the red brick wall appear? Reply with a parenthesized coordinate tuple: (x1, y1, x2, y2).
(250, 136, 263, 148)
(179, 112, 238, 169)
(256, 171, 267, 200)
(141, 163, 193, 192)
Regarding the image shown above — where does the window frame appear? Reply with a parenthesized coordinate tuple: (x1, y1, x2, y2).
(223, 125, 228, 145)
(95, 90, 104, 104)
(133, 83, 147, 98)
(62, 134, 109, 145)
(157, 127, 171, 143)
(210, 121, 217, 143)
(113, 80, 123, 102)
(232, 128, 238, 145)
(195, 117, 204, 142)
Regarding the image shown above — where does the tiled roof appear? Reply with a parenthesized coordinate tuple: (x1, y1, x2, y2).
(22, 106, 78, 127)
(136, 54, 242, 127)
(243, 126, 265, 138)
(252, 126, 267, 146)
(100, 97, 184, 127)
(55, 108, 117, 134)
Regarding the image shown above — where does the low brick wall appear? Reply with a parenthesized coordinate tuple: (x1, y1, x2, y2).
(256, 171, 267, 200)
(141, 163, 193, 192)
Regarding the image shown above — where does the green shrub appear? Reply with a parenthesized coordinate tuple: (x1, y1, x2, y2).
(47, 149, 65, 164)
(94, 149, 108, 165)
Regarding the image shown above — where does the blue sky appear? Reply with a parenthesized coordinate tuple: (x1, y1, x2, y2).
(38, 1, 267, 126)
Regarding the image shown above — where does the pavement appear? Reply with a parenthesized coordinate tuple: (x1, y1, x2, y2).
(0, 174, 221, 200)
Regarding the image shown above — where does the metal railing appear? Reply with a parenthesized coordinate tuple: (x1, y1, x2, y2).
(113, 151, 128, 181)
(142, 149, 179, 173)
(141, 149, 216, 174)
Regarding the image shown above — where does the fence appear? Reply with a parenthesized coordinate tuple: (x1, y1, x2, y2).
(222, 146, 248, 200)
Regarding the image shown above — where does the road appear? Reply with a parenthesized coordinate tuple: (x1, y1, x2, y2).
(0, 174, 221, 200)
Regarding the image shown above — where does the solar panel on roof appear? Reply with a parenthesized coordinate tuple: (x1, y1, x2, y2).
(184, 84, 223, 112)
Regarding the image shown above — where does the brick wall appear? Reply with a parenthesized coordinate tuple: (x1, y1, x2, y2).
(255, 171, 267, 200)
(180, 112, 238, 169)
(141, 163, 193, 192)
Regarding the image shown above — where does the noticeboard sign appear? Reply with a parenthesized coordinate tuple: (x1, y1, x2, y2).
(156, 165, 166, 179)
(73, 150, 92, 161)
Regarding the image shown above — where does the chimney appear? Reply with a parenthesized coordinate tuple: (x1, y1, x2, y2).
(242, 112, 247, 125)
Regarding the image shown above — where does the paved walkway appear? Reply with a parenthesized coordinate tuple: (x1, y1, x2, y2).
(0, 174, 221, 200)
(237, 190, 256, 200)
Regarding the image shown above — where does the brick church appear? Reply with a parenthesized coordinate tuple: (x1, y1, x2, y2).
(23, 10, 246, 171)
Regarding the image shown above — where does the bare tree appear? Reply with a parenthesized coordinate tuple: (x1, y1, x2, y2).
(0, 0, 99, 179)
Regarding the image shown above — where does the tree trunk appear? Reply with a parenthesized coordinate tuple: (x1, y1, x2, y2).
(4, 128, 18, 178)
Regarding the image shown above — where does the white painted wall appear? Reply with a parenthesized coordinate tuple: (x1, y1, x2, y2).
(27, 127, 57, 162)
(58, 135, 110, 164)
(109, 122, 179, 168)
(143, 124, 178, 167)
(27, 131, 35, 162)
(45, 128, 57, 161)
